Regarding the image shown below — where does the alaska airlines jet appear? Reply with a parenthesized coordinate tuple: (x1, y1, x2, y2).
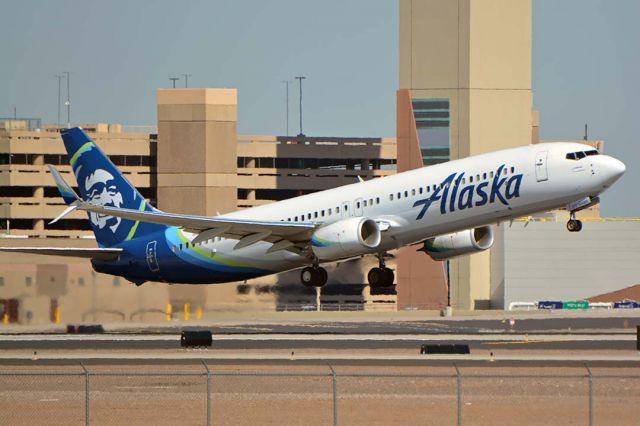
(0, 128, 625, 287)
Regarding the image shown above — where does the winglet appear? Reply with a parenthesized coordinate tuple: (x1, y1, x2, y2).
(47, 164, 80, 205)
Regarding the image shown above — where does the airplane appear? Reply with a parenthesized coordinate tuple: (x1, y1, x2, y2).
(0, 127, 625, 288)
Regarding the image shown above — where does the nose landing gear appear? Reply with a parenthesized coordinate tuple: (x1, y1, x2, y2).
(567, 212, 583, 232)
(368, 254, 395, 287)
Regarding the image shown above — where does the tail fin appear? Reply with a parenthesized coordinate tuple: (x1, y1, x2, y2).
(59, 127, 166, 247)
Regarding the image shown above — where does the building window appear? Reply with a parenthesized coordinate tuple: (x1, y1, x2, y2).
(412, 98, 450, 166)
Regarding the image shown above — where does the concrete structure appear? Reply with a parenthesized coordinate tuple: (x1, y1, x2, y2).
(398, 0, 533, 310)
(491, 220, 640, 308)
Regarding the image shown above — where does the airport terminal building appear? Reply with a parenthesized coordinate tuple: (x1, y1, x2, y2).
(1, 0, 638, 324)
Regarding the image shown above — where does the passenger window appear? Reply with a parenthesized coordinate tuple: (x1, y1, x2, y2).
(411, 189, 416, 196)
(490, 171, 494, 178)
(404, 190, 408, 197)
(369, 198, 373, 205)
(461, 178, 466, 185)
(376, 197, 380, 204)
(510, 166, 515, 173)
(389, 194, 393, 201)
(321, 210, 325, 217)
(483, 173, 487, 180)
(363, 200, 367, 207)
(314, 212, 318, 218)
(345, 205, 348, 211)
(397, 192, 401, 199)
(336, 206, 340, 213)
(328, 208, 332, 215)
(503, 169, 507, 176)
(307, 213, 311, 220)
(426, 186, 430, 193)
(419, 187, 423, 194)
(356, 202, 360, 209)
(470, 176, 473, 183)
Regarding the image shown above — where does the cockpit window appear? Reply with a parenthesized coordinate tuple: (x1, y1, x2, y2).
(566, 149, 599, 160)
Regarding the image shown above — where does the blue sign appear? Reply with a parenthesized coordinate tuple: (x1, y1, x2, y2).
(613, 301, 640, 309)
(538, 301, 563, 310)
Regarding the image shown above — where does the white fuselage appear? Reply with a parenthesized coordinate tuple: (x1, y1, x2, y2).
(184, 142, 625, 274)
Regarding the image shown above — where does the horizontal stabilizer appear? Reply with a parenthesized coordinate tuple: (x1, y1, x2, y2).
(0, 247, 122, 261)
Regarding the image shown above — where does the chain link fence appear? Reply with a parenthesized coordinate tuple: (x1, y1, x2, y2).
(0, 363, 638, 425)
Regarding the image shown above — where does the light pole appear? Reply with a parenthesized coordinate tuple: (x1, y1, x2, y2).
(55, 75, 64, 129)
(282, 80, 292, 136)
(295, 76, 306, 137)
(182, 74, 191, 88)
(63, 71, 71, 128)
(169, 77, 180, 88)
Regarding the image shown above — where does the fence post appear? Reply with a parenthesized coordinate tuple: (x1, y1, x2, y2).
(80, 362, 90, 426)
(202, 361, 211, 426)
(585, 364, 593, 426)
(327, 363, 338, 426)
(454, 363, 462, 426)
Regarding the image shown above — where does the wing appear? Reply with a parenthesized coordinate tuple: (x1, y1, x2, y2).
(47, 164, 315, 252)
(0, 247, 122, 261)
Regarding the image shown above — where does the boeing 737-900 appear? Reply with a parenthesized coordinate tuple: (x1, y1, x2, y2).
(0, 127, 626, 287)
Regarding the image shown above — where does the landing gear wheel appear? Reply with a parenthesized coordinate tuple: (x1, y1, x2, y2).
(368, 267, 395, 287)
(301, 266, 328, 287)
(567, 219, 583, 232)
(318, 267, 328, 286)
(368, 267, 384, 287)
(381, 268, 395, 287)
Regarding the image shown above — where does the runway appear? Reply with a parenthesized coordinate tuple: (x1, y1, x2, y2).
(0, 332, 636, 351)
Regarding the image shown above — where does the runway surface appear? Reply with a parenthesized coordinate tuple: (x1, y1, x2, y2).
(0, 332, 637, 351)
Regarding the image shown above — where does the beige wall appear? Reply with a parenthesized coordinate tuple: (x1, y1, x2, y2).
(157, 88, 238, 216)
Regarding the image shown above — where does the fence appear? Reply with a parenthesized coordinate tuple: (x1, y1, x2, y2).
(0, 363, 639, 425)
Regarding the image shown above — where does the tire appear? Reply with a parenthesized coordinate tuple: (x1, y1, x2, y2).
(567, 219, 579, 232)
(381, 268, 395, 287)
(317, 267, 328, 287)
(301, 267, 317, 287)
(368, 267, 383, 287)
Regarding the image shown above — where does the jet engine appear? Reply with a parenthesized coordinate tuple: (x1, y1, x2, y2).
(421, 226, 494, 261)
(311, 217, 381, 261)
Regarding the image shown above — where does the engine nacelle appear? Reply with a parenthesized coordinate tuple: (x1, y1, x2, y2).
(311, 217, 381, 261)
(421, 226, 494, 261)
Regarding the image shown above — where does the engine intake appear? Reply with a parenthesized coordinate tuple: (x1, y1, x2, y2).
(311, 217, 381, 261)
(421, 226, 494, 261)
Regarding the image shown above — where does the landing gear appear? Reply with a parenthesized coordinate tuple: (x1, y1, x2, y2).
(368, 267, 395, 287)
(368, 254, 395, 287)
(567, 212, 583, 232)
(300, 266, 328, 287)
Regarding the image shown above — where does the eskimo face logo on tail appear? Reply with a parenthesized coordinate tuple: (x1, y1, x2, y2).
(413, 165, 523, 220)
(84, 169, 124, 232)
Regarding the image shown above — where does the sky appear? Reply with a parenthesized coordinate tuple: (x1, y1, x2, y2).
(1, 0, 638, 216)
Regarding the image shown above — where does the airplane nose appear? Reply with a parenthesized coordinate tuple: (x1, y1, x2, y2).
(601, 157, 626, 184)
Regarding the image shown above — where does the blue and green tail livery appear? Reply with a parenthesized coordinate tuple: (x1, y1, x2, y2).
(59, 127, 166, 247)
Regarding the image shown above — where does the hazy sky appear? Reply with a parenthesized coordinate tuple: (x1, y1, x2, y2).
(1, 1, 638, 216)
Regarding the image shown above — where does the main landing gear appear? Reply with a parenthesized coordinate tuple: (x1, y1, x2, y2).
(300, 265, 328, 287)
(567, 211, 583, 233)
(368, 254, 395, 288)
